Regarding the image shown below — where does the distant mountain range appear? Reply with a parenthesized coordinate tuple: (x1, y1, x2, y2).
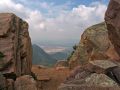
(32, 44, 57, 66)
(32, 44, 73, 66)
(49, 49, 72, 60)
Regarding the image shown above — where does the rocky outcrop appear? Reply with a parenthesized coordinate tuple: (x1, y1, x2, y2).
(0, 13, 32, 76)
(105, 0, 120, 58)
(14, 75, 38, 90)
(58, 60, 120, 90)
(59, 0, 120, 89)
(0, 13, 37, 90)
(58, 74, 120, 90)
(69, 22, 120, 69)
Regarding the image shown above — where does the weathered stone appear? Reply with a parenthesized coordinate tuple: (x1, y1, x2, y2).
(14, 75, 38, 90)
(58, 74, 120, 90)
(105, 0, 120, 57)
(67, 60, 118, 81)
(66, 65, 92, 81)
(0, 73, 7, 90)
(69, 22, 120, 69)
(0, 13, 32, 76)
(7, 79, 14, 90)
(89, 60, 117, 69)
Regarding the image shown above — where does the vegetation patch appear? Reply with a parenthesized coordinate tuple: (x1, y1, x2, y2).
(0, 52, 4, 59)
(67, 44, 78, 61)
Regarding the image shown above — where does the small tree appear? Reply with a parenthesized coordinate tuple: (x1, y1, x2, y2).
(67, 44, 78, 61)
(73, 44, 78, 50)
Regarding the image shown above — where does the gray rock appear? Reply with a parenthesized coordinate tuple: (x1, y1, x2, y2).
(14, 75, 38, 90)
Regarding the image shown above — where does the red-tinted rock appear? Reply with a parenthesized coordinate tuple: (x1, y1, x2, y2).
(7, 79, 14, 90)
(0, 74, 7, 90)
(105, 0, 120, 58)
(14, 75, 38, 90)
(0, 13, 32, 76)
(69, 22, 120, 69)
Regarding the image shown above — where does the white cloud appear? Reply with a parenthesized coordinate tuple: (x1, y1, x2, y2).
(0, 0, 107, 44)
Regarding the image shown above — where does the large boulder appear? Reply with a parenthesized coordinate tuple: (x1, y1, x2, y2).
(61, 60, 120, 90)
(58, 74, 120, 90)
(7, 79, 14, 90)
(69, 22, 120, 69)
(0, 13, 32, 76)
(105, 0, 120, 58)
(14, 75, 38, 90)
(67, 60, 119, 81)
(0, 73, 7, 90)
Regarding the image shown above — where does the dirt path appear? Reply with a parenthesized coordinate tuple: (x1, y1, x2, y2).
(32, 66, 70, 90)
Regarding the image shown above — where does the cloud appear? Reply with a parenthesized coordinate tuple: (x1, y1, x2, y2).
(0, 0, 107, 44)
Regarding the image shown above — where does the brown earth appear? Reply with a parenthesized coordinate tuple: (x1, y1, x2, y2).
(32, 65, 70, 90)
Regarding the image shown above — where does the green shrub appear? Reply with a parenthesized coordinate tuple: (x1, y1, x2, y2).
(67, 44, 78, 61)
(73, 44, 78, 50)
(0, 52, 4, 59)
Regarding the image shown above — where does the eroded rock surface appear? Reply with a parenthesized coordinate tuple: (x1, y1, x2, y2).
(69, 22, 120, 69)
(0, 73, 7, 90)
(105, 0, 120, 58)
(58, 73, 120, 90)
(0, 13, 32, 76)
(14, 75, 38, 90)
(7, 79, 14, 90)
(59, 60, 120, 90)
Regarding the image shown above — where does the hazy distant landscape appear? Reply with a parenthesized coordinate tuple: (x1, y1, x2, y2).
(32, 41, 74, 66)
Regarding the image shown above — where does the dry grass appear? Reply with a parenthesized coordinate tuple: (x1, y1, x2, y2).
(32, 65, 70, 90)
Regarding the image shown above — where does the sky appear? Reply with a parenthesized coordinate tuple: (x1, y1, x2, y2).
(0, 0, 110, 45)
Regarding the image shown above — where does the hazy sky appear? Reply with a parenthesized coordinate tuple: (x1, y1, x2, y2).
(0, 0, 109, 44)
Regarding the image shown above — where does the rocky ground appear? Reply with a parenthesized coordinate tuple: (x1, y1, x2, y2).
(32, 65, 70, 90)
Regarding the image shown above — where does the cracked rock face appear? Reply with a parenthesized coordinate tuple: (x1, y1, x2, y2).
(69, 22, 120, 69)
(105, 0, 120, 58)
(0, 13, 32, 76)
(58, 73, 120, 90)
(14, 75, 38, 90)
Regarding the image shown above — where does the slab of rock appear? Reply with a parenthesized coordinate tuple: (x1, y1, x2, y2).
(0, 13, 32, 76)
(67, 60, 118, 81)
(14, 75, 38, 90)
(89, 60, 117, 69)
(66, 65, 92, 81)
(105, 0, 120, 57)
(85, 73, 118, 87)
(82, 60, 116, 74)
(58, 74, 120, 90)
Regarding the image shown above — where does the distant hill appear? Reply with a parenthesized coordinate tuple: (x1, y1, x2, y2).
(49, 48, 73, 60)
(32, 44, 57, 66)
